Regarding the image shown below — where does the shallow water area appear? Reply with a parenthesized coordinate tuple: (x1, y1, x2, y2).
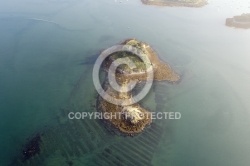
(0, 0, 250, 165)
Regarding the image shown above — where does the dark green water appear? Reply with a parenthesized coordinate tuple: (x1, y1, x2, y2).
(1, 0, 250, 165)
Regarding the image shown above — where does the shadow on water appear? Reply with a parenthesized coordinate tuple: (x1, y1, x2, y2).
(78, 53, 99, 65)
(98, 35, 117, 45)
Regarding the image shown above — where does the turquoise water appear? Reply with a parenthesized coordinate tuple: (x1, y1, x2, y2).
(1, 0, 250, 165)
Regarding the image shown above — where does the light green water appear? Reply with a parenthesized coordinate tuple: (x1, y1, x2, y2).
(0, 0, 250, 165)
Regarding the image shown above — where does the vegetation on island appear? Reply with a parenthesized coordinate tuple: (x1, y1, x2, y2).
(97, 39, 180, 135)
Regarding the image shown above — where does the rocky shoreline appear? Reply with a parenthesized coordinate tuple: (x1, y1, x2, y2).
(226, 13, 250, 29)
(96, 39, 180, 135)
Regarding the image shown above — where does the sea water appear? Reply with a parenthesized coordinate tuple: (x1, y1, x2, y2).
(0, 0, 250, 165)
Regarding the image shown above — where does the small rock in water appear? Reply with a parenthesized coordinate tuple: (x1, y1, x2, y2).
(22, 134, 41, 160)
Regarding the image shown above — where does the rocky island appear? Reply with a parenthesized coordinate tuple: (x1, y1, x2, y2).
(226, 13, 250, 29)
(96, 39, 180, 135)
(141, 0, 207, 7)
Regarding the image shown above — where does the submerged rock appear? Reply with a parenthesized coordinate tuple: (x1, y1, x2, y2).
(22, 134, 41, 160)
